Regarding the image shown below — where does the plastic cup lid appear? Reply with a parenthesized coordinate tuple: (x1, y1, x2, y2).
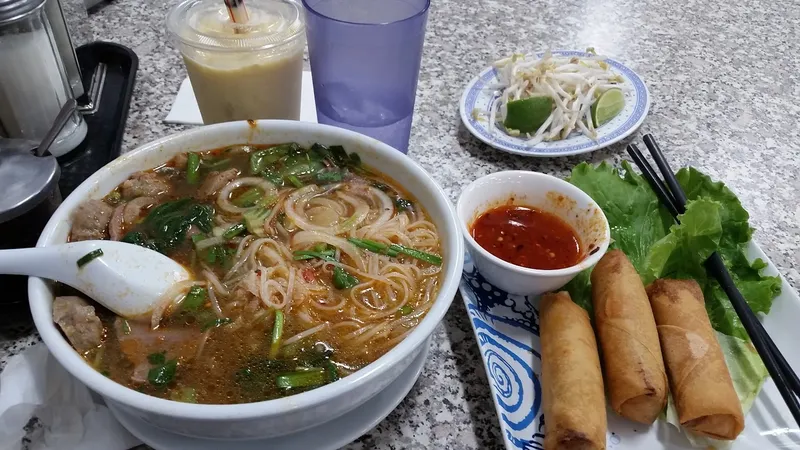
(0, 149, 60, 223)
(166, 0, 304, 52)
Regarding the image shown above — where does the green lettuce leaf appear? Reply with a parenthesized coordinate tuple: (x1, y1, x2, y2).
(568, 161, 673, 272)
(641, 199, 723, 284)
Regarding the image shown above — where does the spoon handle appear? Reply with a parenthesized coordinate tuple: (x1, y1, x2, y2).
(0, 243, 95, 285)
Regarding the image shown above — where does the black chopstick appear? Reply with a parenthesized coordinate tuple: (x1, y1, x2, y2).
(627, 137, 800, 427)
(638, 136, 800, 394)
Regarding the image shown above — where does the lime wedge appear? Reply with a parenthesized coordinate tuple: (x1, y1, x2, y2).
(591, 88, 624, 127)
(503, 96, 554, 133)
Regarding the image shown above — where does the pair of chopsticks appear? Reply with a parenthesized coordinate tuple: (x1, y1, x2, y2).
(627, 134, 800, 427)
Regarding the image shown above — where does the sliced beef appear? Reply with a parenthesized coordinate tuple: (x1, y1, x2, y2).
(120, 171, 171, 199)
(123, 196, 155, 224)
(71, 200, 113, 241)
(108, 204, 125, 241)
(196, 168, 239, 200)
(52, 296, 104, 352)
(172, 152, 189, 170)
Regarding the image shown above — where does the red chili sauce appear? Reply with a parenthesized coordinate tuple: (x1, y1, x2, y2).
(470, 205, 583, 270)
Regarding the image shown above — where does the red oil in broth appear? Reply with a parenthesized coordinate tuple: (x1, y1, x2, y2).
(470, 205, 583, 270)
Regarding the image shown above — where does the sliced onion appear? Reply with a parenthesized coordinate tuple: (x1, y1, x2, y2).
(195, 236, 225, 251)
(292, 230, 366, 271)
(366, 186, 394, 227)
(285, 185, 369, 234)
(217, 177, 277, 215)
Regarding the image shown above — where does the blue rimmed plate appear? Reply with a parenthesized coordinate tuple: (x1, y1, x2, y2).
(458, 51, 650, 157)
(459, 247, 800, 449)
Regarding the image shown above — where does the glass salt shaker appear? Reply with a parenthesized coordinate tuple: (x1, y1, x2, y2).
(0, 0, 87, 156)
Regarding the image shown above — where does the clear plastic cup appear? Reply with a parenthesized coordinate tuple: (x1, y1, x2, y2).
(167, 0, 305, 124)
(303, 0, 430, 153)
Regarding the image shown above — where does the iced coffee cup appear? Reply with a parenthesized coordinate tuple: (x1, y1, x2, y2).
(167, 0, 305, 124)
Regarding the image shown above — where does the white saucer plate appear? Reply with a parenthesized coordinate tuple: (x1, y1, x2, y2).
(107, 337, 431, 450)
(459, 50, 650, 157)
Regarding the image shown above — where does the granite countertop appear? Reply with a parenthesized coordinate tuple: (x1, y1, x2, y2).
(2, 0, 799, 448)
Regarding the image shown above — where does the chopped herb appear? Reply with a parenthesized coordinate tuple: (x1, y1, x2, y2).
(232, 187, 263, 207)
(121, 319, 132, 335)
(202, 317, 232, 331)
(293, 249, 336, 261)
(276, 368, 327, 390)
(122, 199, 213, 254)
(347, 237, 399, 257)
(222, 222, 246, 239)
(399, 305, 414, 316)
(314, 170, 344, 184)
(395, 198, 413, 211)
(147, 351, 166, 365)
(186, 153, 201, 184)
(77, 249, 103, 268)
(270, 310, 284, 359)
(101, 370, 111, 377)
(170, 387, 197, 403)
(286, 174, 304, 188)
(148, 359, 178, 387)
(244, 208, 270, 236)
(105, 189, 122, 205)
(332, 266, 359, 289)
(182, 286, 207, 311)
(324, 360, 339, 382)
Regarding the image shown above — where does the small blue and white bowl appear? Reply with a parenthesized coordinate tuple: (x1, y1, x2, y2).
(456, 171, 610, 295)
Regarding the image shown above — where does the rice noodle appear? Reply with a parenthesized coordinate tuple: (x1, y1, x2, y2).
(282, 322, 329, 347)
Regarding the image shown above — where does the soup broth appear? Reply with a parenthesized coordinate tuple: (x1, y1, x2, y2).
(57, 143, 443, 404)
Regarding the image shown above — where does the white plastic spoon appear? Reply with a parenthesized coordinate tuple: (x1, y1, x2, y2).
(0, 240, 191, 319)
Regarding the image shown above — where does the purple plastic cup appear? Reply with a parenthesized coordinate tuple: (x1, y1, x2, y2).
(302, 0, 430, 153)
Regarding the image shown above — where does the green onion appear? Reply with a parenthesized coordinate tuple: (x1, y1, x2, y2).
(389, 243, 443, 266)
(332, 266, 359, 289)
(276, 368, 327, 390)
(347, 237, 399, 257)
(232, 187, 263, 207)
(187, 153, 201, 184)
(314, 170, 343, 184)
(147, 351, 166, 365)
(121, 319, 132, 335)
(222, 222, 246, 239)
(395, 198, 413, 211)
(148, 359, 177, 387)
(202, 317, 232, 331)
(286, 175, 304, 188)
(105, 189, 122, 205)
(182, 286, 207, 311)
(399, 305, 414, 316)
(293, 249, 336, 261)
(325, 360, 339, 382)
(101, 370, 110, 377)
(170, 387, 197, 403)
(77, 249, 103, 268)
(269, 310, 284, 359)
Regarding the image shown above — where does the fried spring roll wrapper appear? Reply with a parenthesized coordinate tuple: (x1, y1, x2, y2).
(647, 279, 745, 440)
(540, 292, 607, 450)
(591, 249, 668, 424)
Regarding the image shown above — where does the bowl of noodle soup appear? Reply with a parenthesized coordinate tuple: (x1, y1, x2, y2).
(29, 120, 463, 439)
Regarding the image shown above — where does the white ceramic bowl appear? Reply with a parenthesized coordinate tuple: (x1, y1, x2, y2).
(29, 120, 464, 440)
(456, 170, 609, 295)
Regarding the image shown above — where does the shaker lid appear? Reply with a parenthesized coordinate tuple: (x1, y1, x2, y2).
(0, 149, 60, 223)
(0, 0, 46, 24)
(166, 0, 304, 52)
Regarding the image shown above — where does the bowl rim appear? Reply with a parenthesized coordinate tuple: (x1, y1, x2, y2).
(456, 170, 610, 277)
(29, 119, 464, 420)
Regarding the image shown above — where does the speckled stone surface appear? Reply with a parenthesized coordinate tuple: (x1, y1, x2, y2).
(2, 0, 799, 448)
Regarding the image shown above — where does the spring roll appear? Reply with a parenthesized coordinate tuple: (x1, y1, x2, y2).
(647, 279, 745, 440)
(591, 249, 668, 424)
(540, 291, 606, 450)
